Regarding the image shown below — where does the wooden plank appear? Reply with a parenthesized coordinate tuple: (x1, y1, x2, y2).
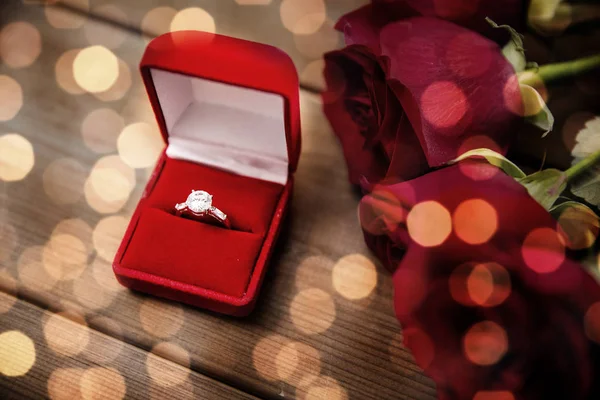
(0, 2, 436, 399)
(0, 294, 259, 399)
(52, 0, 370, 91)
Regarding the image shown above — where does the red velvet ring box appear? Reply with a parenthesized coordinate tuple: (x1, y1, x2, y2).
(112, 31, 301, 316)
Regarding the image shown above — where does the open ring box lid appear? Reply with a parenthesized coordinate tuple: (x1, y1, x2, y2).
(112, 31, 301, 316)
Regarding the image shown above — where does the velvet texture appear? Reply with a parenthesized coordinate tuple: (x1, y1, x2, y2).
(119, 158, 284, 298)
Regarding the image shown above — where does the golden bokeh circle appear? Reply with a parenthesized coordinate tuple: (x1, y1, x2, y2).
(48, 368, 86, 400)
(43, 233, 88, 281)
(275, 341, 321, 387)
(18, 246, 59, 292)
(43, 158, 87, 205)
(407, 201, 452, 247)
(0, 133, 34, 181)
(84, 316, 123, 365)
(73, 46, 120, 93)
(293, 19, 339, 58)
(83, 5, 128, 49)
(290, 288, 336, 334)
(55, 49, 85, 95)
(81, 108, 124, 153)
(170, 8, 216, 33)
(280, 0, 326, 35)
(302, 376, 348, 400)
(0, 269, 18, 314)
(141, 7, 178, 37)
(147, 342, 191, 387)
(463, 321, 508, 366)
(139, 298, 185, 338)
(44, 311, 90, 357)
(80, 367, 126, 400)
(91, 256, 124, 293)
(253, 335, 289, 381)
(0, 76, 23, 121)
(93, 58, 132, 102)
(52, 219, 94, 255)
(0, 330, 36, 377)
(45, 1, 89, 29)
(93, 215, 130, 262)
(0, 22, 42, 69)
(450, 262, 512, 307)
(85, 155, 135, 214)
(118, 122, 164, 168)
(332, 254, 377, 300)
(452, 198, 498, 245)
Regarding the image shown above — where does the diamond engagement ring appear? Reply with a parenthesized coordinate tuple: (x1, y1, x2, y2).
(175, 190, 230, 228)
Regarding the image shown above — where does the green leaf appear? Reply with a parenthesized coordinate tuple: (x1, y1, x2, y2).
(570, 117, 600, 207)
(450, 148, 526, 178)
(520, 83, 555, 136)
(517, 169, 567, 210)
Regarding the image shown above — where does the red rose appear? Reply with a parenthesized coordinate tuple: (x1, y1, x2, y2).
(323, 12, 524, 186)
(359, 162, 600, 399)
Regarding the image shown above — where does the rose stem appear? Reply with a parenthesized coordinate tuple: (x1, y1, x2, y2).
(519, 53, 600, 86)
(565, 149, 600, 183)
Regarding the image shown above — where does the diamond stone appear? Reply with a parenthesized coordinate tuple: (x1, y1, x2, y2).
(186, 190, 212, 213)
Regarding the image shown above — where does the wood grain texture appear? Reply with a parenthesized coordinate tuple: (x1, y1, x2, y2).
(0, 1, 436, 399)
(0, 294, 259, 400)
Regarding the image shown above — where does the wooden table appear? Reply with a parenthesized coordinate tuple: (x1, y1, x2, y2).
(0, 1, 437, 398)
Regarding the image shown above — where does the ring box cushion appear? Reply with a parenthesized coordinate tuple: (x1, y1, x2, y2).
(112, 31, 300, 315)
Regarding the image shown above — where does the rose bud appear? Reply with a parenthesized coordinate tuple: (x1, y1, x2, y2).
(359, 161, 600, 399)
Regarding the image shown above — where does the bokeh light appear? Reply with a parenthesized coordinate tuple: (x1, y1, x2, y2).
(93, 58, 132, 102)
(118, 122, 164, 168)
(450, 262, 511, 307)
(452, 199, 498, 245)
(290, 288, 335, 334)
(0, 22, 42, 69)
(295, 255, 334, 291)
(0, 76, 23, 121)
(302, 376, 348, 400)
(81, 108, 124, 153)
(73, 270, 116, 311)
(146, 342, 191, 387)
(43, 233, 88, 281)
(0, 331, 36, 377)
(48, 368, 85, 400)
(93, 215, 129, 262)
(80, 367, 126, 400)
(55, 49, 85, 95)
(170, 8, 216, 33)
(522, 227, 565, 274)
(236, 0, 273, 4)
(85, 156, 135, 214)
(52, 219, 94, 254)
(332, 254, 377, 300)
(0, 133, 33, 181)
(407, 201, 452, 247)
(73, 46, 119, 93)
(139, 298, 184, 338)
(91, 256, 124, 293)
(45, 1, 89, 29)
(44, 311, 90, 357)
(584, 302, 600, 344)
(276, 342, 321, 387)
(557, 204, 599, 250)
(43, 158, 87, 205)
(421, 81, 468, 128)
(18, 246, 59, 292)
(253, 335, 289, 381)
(280, 0, 326, 35)
(463, 321, 508, 366)
(83, 5, 128, 49)
(84, 316, 123, 365)
(141, 7, 178, 37)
